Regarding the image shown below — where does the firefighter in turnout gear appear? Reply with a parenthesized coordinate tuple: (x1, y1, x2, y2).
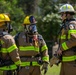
(14, 15, 49, 75)
(0, 14, 21, 75)
(56, 4, 76, 75)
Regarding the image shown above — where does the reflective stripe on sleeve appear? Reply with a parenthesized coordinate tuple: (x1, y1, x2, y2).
(41, 45, 48, 52)
(60, 35, 66, 39)
(15, 60, 21, 65)
(62, 42, 69, 50)
(59, 30, 76, 40)
(1, 48, 7, 53)
(60, 35, 70, 39)
(68, 30, 76, 34)
(62, 55, 76, 62)
(68, 30, 76, 39)
(7, 44, 17, 53)
(42, 55, 49, 62)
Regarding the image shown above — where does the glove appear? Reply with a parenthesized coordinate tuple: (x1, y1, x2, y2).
(41, 62, 48, 75)
(50, 54, 61, 67)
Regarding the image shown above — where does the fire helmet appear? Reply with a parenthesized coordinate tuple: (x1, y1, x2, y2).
(23, 15, 37, 25)
(0, 14, 10, 27)
(59, 4, 75, 14)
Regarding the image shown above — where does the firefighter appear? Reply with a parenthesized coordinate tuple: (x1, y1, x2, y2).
(57, 4, 76, 75)
(14, 15, 49, 75)
(0, 14, 21, 75)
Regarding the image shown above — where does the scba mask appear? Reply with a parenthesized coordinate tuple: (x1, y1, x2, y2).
(25, 24, 37, 34)
(29, 24, 37, 33)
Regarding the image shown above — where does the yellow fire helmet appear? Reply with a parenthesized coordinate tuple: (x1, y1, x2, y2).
(23, 15, 37, 25)
(0, 14, 10, 27)
(23, 16, 30, 25)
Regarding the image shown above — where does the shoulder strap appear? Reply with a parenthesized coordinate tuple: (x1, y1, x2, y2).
(38, 34, 43, 53)
(14, 32, 20, 47)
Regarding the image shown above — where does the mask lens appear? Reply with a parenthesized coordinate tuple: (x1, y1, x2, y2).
(29, 24, 37, 33)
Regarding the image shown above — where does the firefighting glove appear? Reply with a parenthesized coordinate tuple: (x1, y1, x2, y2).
(50, 54, 61, 67)
(50, 57, 60, 67)
(41, 62, 48, 75)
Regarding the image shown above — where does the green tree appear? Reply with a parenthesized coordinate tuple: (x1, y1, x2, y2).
(37, 0, 61, 41)
(0, 0, 25, 35)
(17, 0, 38, 15)
(58, 0, 76, 4)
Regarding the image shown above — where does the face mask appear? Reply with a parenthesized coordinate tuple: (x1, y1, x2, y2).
(29, 24, 37, 34)
(25, 24, 38, 34)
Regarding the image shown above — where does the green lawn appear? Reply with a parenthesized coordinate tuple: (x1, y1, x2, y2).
(0, 64, 61, 75)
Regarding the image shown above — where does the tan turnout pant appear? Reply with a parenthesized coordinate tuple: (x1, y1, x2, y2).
(18, 66, 41, 75)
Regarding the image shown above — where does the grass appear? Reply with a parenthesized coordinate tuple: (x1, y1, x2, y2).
(0, 64, 61, 75)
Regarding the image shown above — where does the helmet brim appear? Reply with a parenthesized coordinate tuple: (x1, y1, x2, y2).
(58, 11, 76, 14)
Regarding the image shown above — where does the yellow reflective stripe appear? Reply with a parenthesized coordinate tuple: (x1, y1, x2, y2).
(20, 62, 30, 66)
(20, 62, 40, 66)
(59, 30, 76, 40)
(60, 35, 66, 39)
(19, 46, 39, 52)
(32, 62, 40, 66)
(68, 30, 76, 39)
(68, 30, 76, 34)
(68, 34, 70, 39)
(60, 35, 70, 39)
(42, 55, 49, 61)
(62, 42, 69, 50)
(15, 60, 21, 65)
(59, 35, 70, 39)
(41, 45, 48, 51)
(7, 44, 17, 53)
(1, 48, 7, 53)
(62, 55, 76, 62)
(0, 64, 17, 70)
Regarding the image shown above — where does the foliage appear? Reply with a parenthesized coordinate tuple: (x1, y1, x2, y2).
(0, 0, 25, 35)
(17, 0, 38, 15)
(37, 0, 61, 41)
(39, 0, 60, 15)
(58, 0, 76, 4)
(37, 13, 61, 41)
